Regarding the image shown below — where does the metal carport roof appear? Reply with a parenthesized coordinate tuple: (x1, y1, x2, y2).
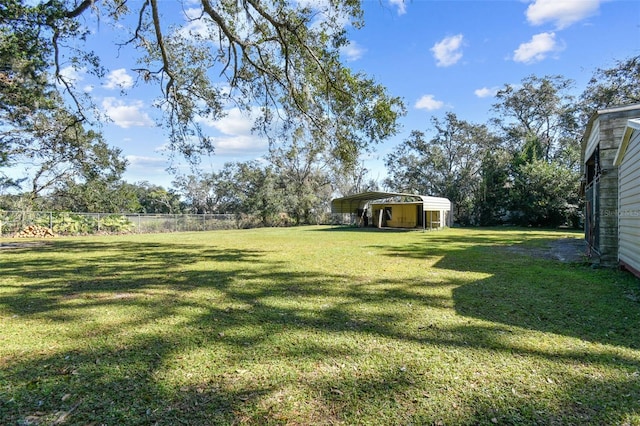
(331, 191, 451, 214)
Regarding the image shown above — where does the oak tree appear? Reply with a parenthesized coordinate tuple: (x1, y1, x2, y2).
(1, 0, 403, 173)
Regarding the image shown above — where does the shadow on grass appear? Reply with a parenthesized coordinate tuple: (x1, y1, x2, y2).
(373, 229, 640, 350)
(0, 240, 267, 320)
(1, 231, 640, 424)
(1, 239, 421, 424)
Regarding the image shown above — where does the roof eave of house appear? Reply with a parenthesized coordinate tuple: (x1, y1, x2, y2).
(581, 103, 640, 161)
(614, 118, 640, 166)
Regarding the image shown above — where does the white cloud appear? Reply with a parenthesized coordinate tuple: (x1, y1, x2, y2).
(179, 7, 211, 39)
(104, 68, 134, 90)
(102, 98, 154, 128)
(59, 66, 86, 85)
(125, 155, 166, 167)
(122, 155, 173, 186)
(197, 108, 254, 135)
(388, 0, 407, 15)
(513, 32, 563, 64)
(340, 41, 366, 61)
(195, 107, 269, 155)
(474, 87, 499, 98)
(212, 134, 268, 155)
(526, 0, 601, 29)
(431, 34, 464, 67)
(415, 94, 444, 111)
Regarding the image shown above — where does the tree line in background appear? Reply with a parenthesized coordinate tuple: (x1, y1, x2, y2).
(1, 2, 639, 228)
(0, 0, 402, 226)
(2, 55, 640, 227)
(386, 56, 640, 227)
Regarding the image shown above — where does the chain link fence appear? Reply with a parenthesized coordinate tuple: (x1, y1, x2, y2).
(0, 211, 239, 236)
(0, 211, 355, 236)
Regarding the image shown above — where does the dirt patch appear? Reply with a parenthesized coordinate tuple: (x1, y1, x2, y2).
(504, 238, 587, 263)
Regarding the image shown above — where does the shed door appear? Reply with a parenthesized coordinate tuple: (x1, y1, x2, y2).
(584, 147, 601, 253)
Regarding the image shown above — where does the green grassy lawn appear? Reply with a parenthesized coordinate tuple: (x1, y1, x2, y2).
(1, 226, 639, 425)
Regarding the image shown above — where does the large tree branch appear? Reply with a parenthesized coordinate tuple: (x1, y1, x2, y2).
(64, 0, 95, 19)
(149, 0, 175, 97)
(200, 0, 245, 87)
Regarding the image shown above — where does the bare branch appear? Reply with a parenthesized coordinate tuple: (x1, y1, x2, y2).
(149, 0, 175, 97)
(200, 0, 243, 86)
(120, 0, 150, 46)
(50, 28, 87, 123)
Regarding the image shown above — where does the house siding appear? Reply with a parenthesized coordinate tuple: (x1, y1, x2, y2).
(618, 126, 640, 277)
(582, 104, 640, 267)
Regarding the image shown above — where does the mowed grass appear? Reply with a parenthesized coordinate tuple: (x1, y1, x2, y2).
(1, 226, 640, 425)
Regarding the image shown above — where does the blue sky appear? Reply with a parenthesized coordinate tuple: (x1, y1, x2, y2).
(32, 0, 640, 189)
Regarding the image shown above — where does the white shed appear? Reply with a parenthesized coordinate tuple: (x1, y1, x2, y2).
(331, 191, 452, 230)
(613, 118, 640, 277)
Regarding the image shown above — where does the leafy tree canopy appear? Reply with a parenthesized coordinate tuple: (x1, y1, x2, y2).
(492, 75, 578, 163)
(1, 0, 404, 171)
(580, 55, 640, 121)
(385, 112, 501, 224)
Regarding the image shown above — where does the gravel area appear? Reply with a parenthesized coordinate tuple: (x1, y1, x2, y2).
(504, 237, 587, 263)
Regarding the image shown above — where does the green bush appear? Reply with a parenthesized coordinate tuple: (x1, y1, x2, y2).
(38, 213, 96, 235)
(99, 214, 134, 233)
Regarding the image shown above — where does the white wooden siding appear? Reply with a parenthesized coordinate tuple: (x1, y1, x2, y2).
(617, 122, 640, 273)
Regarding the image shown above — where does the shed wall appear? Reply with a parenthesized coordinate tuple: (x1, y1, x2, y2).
(592, 116, 626, 265)
(582, 106, 640, 266)
(618, 128, 640, 276)
(370, 203, 418, 228)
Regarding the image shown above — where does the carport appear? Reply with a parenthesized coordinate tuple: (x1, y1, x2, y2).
(331, 191, 452, 230)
